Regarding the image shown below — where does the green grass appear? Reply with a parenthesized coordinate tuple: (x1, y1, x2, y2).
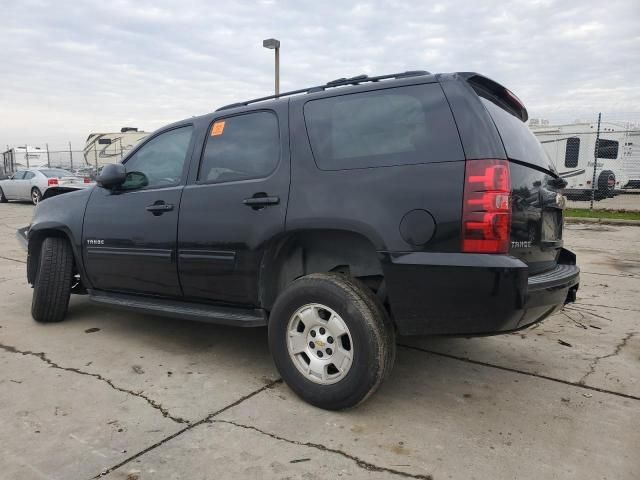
(565, 208, 640, 220)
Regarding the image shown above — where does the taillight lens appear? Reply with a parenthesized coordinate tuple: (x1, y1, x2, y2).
(47, 178, 59, 186)
(461, 159, 511, 253)
(84, 177, 91, 183)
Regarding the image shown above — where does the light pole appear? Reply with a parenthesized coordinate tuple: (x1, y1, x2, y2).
(262, 38, 280, 96)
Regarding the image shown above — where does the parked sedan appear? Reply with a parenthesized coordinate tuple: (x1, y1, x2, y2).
(0, 168, 92, 205)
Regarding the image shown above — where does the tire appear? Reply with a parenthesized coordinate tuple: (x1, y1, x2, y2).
(31, 237, 74, 323)
(269, 273, 395, 410)
(597, 170, 615, 198)
(31, 187, 42, 205)
(0, 187, 7, 203)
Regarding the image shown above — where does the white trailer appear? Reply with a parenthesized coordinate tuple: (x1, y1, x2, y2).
(2, 146, 48, 175)
(531, 122, 634, 199)
(83, 128, 148, 168)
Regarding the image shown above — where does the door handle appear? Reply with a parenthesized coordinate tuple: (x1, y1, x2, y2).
(243, 195, 280, 208)
(145, 202, 174, 215)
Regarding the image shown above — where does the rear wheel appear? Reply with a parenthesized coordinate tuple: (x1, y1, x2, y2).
(269, 273, 395, 410)
(31, 237, 74, 323)
(31, 187, 42, 205)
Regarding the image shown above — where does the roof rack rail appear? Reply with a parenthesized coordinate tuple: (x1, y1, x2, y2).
(216, 70, 430, 111)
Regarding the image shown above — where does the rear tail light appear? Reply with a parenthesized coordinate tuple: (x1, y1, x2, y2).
(461, 159, 511, 253)
(47, 178, 58, 186)
(84, 177, 91, 183)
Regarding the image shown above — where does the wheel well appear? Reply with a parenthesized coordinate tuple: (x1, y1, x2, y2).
(260, 230, 384, 311)
(27, 230, 76, 284)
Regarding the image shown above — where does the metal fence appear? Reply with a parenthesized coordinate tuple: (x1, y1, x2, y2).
(3, 112, 640, 211)
(2, 144, 136, 180)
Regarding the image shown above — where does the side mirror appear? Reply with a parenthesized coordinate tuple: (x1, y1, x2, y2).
(96, 163, 126, 189)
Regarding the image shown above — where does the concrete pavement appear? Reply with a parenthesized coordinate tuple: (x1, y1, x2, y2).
(0, 202, 638, 480)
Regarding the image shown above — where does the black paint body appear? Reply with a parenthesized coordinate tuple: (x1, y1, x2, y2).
(26, 72, 579, 335)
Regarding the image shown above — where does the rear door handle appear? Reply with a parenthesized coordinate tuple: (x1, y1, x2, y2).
(145, 202, 174, 215)
(243, 196, 280, 207)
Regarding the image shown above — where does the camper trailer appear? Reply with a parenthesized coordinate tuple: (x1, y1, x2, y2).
(83, 128, 148, 168)
(531, 122, 633, 200)
(2, 146, 48, 176)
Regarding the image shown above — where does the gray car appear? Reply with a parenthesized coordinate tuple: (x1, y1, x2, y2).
(0, 168, 92, 205)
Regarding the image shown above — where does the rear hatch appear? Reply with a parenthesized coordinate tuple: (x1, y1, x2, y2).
(469, 76, 565, 275)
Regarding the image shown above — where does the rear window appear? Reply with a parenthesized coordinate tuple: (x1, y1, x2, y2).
(40, 169, 73, 178)
(481, 98, 552, 171)
(304, 83, 463, 170)
(595, 139, 618, 159)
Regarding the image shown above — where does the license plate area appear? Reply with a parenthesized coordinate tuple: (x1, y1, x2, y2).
(542, 210, 562, 241)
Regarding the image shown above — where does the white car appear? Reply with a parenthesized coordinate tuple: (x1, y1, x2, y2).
(0, 168, 93, 205)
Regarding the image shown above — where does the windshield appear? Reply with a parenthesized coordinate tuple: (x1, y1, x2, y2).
(39, 169, 75, 178)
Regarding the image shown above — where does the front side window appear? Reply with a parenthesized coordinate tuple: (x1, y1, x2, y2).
(13, 171, 26, 180)
(122, 126, 193, 189)
(304, 83, 463, 170)
(199, 111, 280, 183)
(565, 137, 580, 168)
(595, 139, 619, 159)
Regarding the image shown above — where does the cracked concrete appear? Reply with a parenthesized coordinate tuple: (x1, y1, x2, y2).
(0, 342, 190, 424)
(1, 203, 639, 479)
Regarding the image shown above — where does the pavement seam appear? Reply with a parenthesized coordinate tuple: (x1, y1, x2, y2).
(89, 379, 282, 478)
(0, 342, 189, 424)
(0, 255, 26, 264)
(574, 302, 640, 313)
(578, 332, 638, 385)
(211, 419, 433, 480)
(398, 344, 640, 402)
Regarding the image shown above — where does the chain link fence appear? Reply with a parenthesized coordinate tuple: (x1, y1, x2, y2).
(2, 131, 147, 180)
(3, 114, 640, 211)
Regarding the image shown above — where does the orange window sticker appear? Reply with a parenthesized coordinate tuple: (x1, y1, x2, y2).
(211, 121, 225, 136)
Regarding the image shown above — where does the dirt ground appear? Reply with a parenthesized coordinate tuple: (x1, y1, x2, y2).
(0, 202, 638, 480)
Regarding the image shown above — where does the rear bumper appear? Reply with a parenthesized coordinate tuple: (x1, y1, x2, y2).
(381, 249, 579, 336)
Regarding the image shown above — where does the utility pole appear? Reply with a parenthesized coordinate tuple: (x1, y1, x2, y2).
(46, 143, 50, 168)
(69, 141, 73, 171)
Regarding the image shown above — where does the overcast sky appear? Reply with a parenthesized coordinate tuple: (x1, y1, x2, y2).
(1, 0, 638, 150)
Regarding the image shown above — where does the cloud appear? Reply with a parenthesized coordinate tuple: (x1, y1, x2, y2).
(0, 0, 638, 149)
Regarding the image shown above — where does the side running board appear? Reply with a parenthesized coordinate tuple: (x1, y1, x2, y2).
(88, 290, 267, 327)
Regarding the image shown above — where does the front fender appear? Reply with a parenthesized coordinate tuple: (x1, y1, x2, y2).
(27, 188, 93, 286)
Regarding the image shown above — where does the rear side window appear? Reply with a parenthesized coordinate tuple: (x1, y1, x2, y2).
(595, 139, 618, 159)
(304, 83, 463, 170)
(199, 111, 280, 183)
(565, 137, 580, 168)
(481, 98, 552, 170)
(24, 171, 35, 180)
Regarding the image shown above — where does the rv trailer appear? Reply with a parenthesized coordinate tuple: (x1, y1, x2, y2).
(531, 122, 635, 199)
(83, 127, 148, 168)
(2, 146, 48, 176)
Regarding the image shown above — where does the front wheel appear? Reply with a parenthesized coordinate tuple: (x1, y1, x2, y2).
(269, 273, 395, 410)
(31, 237, 74, 322)
(0, 187, 7, 203)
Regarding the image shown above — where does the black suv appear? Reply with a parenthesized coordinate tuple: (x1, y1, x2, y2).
(21, 71, 579, 410)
